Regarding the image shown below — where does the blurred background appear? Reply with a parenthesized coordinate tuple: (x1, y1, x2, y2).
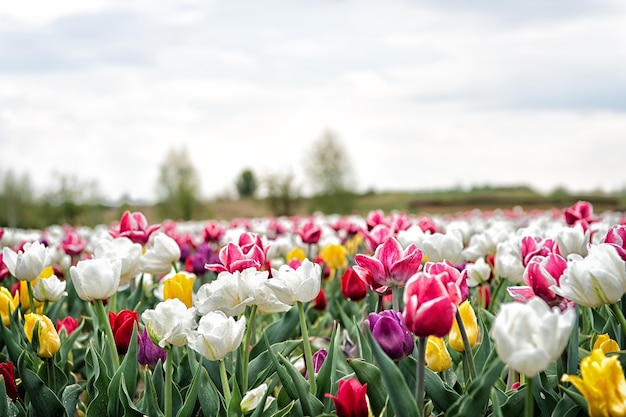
(1, 0, 626, 227)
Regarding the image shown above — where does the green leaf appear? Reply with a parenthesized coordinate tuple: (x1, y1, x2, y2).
(446, 355, 505, 417)
(315, 322, 338, 406)
(533, 371, 560, 417)
(84, 346, 111, 417)
(197, 367, 221, 417)
(17, 353, 65, 417)
(136, 369, 165, 417)
(61, 384, 82, 417)
(559, 384, 588, 411)
(227, 376, 243, 417)
(250, 306, 299, 359)
(118, 377, 145, 417)
(108, 324, 139, 416)
(269, 400, 294, 417)
(58, 319, 86, 367)
(0, 375, 9, 417)
(276, 352, 325, 417)
(365, 328, 418, 417)
(176, 357, 203, 417)
(248, 340, 301, 389)
(552, 395, 586, 417)
(348, 359, 387, 417)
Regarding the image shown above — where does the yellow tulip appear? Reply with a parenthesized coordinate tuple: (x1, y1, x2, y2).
(344, 234, 364, 256)
(23, 313, 61, 358)
(0, 287, 19, 326)
(425, 336, 452, 372)
(593, 333, 620, 354)
(562, 348, 626, 417)
(286, 247, 306, 263)
(163, 272, 195, 308)
(448, 300, 479, 352)
(17, 280, 44, 313)
(319, 244, 348, 271)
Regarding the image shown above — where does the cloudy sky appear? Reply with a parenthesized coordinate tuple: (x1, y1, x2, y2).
(1, 0, 625, 203)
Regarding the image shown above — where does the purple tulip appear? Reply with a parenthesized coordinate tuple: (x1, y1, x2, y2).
(367, 310, 414, 360)
(306, 348, 328, 379)
(138, 327, 167, 367)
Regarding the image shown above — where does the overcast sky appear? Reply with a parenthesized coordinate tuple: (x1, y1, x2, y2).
(1, 0, 625, 203)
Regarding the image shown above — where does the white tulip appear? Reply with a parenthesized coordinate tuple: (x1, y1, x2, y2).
(240, 383, 271, 413)
(553, 244, 626, 307)
(94, 237, 143, 289)
(142, 298, 196, 348)
(139, 233, 181, 276)
(33, 275, 67, 302)
(187, 311, 246, 361)
(491, 297, 575, 377)
(267, 258, 321, 305)
(2, 241, 51, 282)
(421, 231, 464, 265)
(70, 258, 121, 301)
(465, 257, 492, 287)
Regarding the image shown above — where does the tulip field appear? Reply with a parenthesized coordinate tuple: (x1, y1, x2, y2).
(2, 201, 626, 416)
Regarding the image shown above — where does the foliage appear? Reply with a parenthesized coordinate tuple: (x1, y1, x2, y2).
(236, 169, 259, 199)
(156, 147, 201, 221)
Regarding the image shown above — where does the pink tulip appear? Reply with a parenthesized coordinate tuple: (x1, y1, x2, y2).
(520, 236, 560, 266)
(298, 220, 322, 245)
(353, 236, 423, 294)
(403, 272, 456, 338)
(202, 221, 225, 243)
(564, 200, 598, 232)
(424, 261, 468, 305)
(363, 224, 394, 253)
(205, 242, 263, 273)
(110, 211, 160, 246)
(603, 224, 626, 261)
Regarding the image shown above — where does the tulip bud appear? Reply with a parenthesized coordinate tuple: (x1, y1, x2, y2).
(448, 301, 479, 352)
(0, 287, 18, 326)
(109, 309, 139, 355)
(403, 272, 456, 338)
(340, 268, 368, 302)
(138, 327, 167, 367)
(425, 337, 452, 372)
(0, 361, 18, 401)
(56, 316, 79, 335)
(23, 313, 61, 358)
(240, 383, 270, 413)
(312, 289, 327, 311)
(325, 378, 372, 417)
(366, 310, 414, 361)
(163, 271, 195, 308)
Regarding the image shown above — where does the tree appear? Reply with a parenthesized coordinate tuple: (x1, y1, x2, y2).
(305, 130, 356, 214)
(156, 147, 201, 220)
(236, 168, 258, 199)
(0, 169, 36, 228)
(265, 171, 300, 216)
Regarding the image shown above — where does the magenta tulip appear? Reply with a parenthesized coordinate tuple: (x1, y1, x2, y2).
(403, 272, 456, 338)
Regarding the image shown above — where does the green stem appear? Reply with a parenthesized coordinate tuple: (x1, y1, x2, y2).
(26, 281, 36, 313)
(171, 261, 179, 273)
(609, 302, 626, 340)
(416, 336, 427, 417)
(455, 309, 477, 381)
(94, 299, 120, 370)
(391, 286, 400, 312)
(47, 358, 56, 394)
(241, 305, 257, 393)
(297, 301, 316, 395)
(525, 376, 534, 417)
(165, 348, 173, 417)
(490, 277, 507, 313)
(220, 359, 231, 405)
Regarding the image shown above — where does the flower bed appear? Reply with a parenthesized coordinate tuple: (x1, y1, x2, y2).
(1, 202, 625, 416)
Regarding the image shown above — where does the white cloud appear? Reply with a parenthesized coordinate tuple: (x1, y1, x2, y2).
(1, 0, 626, 205)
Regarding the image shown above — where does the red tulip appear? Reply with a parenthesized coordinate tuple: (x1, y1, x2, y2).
(313, 288, 327, 311)
(109, 309, 139, 354)
(0, 361, 18, 401)
(341, 268, 368, 301)
(326, 378, 370, 417)
(403, 272, 456, 338)
(298, 220, 322, 245)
